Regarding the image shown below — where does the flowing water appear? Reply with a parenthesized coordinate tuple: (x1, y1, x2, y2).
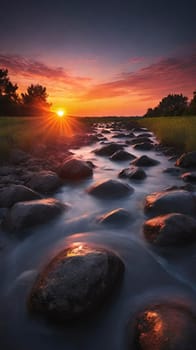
(0, 124, 196, 350)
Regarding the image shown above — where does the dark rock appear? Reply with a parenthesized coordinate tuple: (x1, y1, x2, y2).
(2, 198, 68, 232)
(144, 213, 196, 246)
(119, 166, 147, 180)
(97, 208, 132, 226)
(28, 243, 124, 322)
(94, 143, 124, 156)
(134, 303, 196, 350)
(131, 155, 160, 167)
(176, 151, 196, 168)
(110, 150, 136, 161)
(129, 137, 153, 145)
(0, 185, 41, 208)
(133, 142, 154, 151)
(181, 172, 196, 183)
(58, 159, 93, 180)
(26, 171, 62, 194)
(163, 167, 181, 176)
(87, 179, 134, 199)
(144, 190, 196, 217)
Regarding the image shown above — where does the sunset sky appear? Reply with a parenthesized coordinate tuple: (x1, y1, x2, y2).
(0, 0, 195, 116)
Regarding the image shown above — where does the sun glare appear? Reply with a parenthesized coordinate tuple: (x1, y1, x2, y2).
(56, 109, 65, 117)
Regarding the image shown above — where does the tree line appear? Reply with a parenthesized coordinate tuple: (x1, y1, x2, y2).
(144, 92, 196, 117)
(0, 68, 50, 116)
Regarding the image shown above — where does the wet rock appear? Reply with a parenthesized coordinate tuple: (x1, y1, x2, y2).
(176, 151, 196, 168)
(134, 303, 196, 350)
(2, 198, 68, 232)
(163, 167, 181, 176)
(119, 166, 147, 180)
(131, 155, 160, 167)
(133, 142, 154, 151)
(137, 132, 153, 138)
(181, 172, 196, 183)
(132, 127, 148, 133)
(10, 149, 29, 164)
(28, 243, 124, 322)
(110, 150, 136, 161)
(144, 189, 196, 217)
(26, 171, 62, 194)
(94, 143, 124, 156)
(144, 213, 196, 246)
(87, 179, 134, 199)
(0, 185, 41, 208)
(129, 137, 153, 145)
(97, 208, 132, 226)
(58, 159, 93, 180)
(112, 133, 128, 139)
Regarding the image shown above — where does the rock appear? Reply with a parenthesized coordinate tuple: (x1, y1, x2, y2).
(119, 166, 147, 180)
(176, 151, 196, 168)
(137, 132, 153, 138)
(10, 149, 29, 164)
(133, 142, 154, 151)
(134, 303, 196, 350)
(58, 159, 93, 180)
(144, 213, 196, 246)
(87, 179, 134, 199)
(94, 143, 124, 156)
(26, 171, 62, 194)
(144, 190, 196, 217)
(181, 172, 196, 183)
(2, 198, 68, 232)
(109, 150, 136, 161)
(163, 167, 181, 176)
(0, 185, 41, 208)
(97, 208, 132, 226)
(131, 155, 160, 167)
(28, 243, 124, 322)
(112, 133, 128, 138)
(129, 137, 153, 145)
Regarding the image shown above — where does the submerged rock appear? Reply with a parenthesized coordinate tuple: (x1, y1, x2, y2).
(28, 243, 124, 322)
(144, 213, 196, 246)
(109, 150, 136, 161)
(26, 171, 62, 194)
(58, 159, 93, 180)
(119, 166, 147, 180)
(94, 143, 124, 156)
(131, 155, 160, 167)
(97, 208, 132, 226)
(176, 151, 196, 168)
(133, 303, 196, 350)
(0, 185, 41, 208)
(87, 179, 134, 199)
(163, 167, 181, 176)
(144, 189, 196, 217)
(2, 198, 68, 232)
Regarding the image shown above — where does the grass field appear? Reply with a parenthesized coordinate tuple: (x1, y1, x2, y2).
(0, 115, 196, 162)
(137, 116, 196, 152)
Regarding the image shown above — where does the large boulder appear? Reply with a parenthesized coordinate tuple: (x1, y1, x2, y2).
(58, 159, 93, 180)
(109, 150, 136, 161)
(144, 190, 196, 217)
(87, 179, 134, 199)
(2, 198, 68, 232)
(131, 155, 160, 167)
(97, 208, 132, 226)
(28, 243, 124, 322)
(119, 166, 146, 180)
(133, 303, 196, 350)
(94, 143, 124, 156)
(26, 171, 62, 194)
(0, 185, 41, 208)
(176, 151, 196, 168)
(144, 213, 196, 246)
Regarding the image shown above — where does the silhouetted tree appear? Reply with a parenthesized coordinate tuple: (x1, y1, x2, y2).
(188, 91, 196, 115)
(0, 68, 19, 115)
(145, 94, 188, 117)
(21, 84, 50, 115)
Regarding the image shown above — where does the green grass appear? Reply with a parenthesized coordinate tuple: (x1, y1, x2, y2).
(137, 116, 196, 152)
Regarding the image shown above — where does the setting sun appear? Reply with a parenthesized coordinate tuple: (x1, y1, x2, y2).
(56, 109, 66, 117)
